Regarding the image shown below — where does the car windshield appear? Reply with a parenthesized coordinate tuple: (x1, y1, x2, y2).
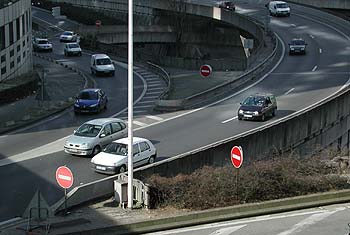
(78, 91, 98, 100)
(96, 58, 112, 65)
(74, 124, 102, 137)
(103, 143, 128, 156)
(292, 40, 305, 45)
(63, 32, 73, 36)
(277, 3, 288, 8)
(68, 44, 80, 48)
(242, 96, 265, 106)
(38, 40, 48, 44)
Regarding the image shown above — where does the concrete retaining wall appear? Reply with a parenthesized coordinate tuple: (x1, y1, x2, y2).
(288, 0, 350, 9)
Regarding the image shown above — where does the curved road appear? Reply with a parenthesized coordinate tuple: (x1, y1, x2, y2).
(0, 2, 349, 221)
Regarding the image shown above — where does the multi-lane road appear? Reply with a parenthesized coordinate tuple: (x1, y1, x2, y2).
(0, 1, 350, 223)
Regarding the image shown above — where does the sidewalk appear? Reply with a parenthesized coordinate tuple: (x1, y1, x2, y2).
(0, 56, 86, 134)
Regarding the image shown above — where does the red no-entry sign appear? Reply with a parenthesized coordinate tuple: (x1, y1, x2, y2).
(231, 146, 243, 168)
(95, 20, 102, 27)
(56, 166, 74, 189)
(200, 64, 212, 78)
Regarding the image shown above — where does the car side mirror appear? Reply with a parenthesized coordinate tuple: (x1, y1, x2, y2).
(239, 102, 242, 105)
(100, 133, 106, 138)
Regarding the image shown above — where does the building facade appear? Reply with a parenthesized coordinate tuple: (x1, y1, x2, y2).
(0, 0, 32, 82)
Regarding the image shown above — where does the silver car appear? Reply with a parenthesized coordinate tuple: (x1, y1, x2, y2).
(64, 118, 127, 156)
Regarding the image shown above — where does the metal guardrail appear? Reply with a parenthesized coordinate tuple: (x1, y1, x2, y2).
(146, 61, 172, 100)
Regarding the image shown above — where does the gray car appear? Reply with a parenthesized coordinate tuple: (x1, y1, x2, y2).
(64, 118, 127, 156)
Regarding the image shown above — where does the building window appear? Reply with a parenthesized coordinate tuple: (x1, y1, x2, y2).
(1, 67, 6, 75)
(23, 40, 25, 47)
(17, 45, 20, 52)
(9, 22, 14, 45)
(27, 35, 29, 42)
(10, 61, 14, 68)
(17, 56, 21, 64)
(26, 11, 29, 32)
(23, 51, 26, 58)
(0, 26, 5, 50)
(16, 18, 20, 40)
(22, 15, 25, 36)
(10, 49, 14, 57)
(1, 55, 5, 63)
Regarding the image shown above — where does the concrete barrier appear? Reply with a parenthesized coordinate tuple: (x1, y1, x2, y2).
(288, 0, 350, 9)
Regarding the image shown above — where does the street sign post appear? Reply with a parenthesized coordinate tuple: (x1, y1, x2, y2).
(95, 20, 102, 27)
(231, 146, 243, 169)
(56, 166, 74, 215)
(200, 64, 212, 78)
(230, 146, 243, 202)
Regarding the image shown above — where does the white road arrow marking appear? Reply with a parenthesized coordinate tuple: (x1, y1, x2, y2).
(209, 225, 247, 235)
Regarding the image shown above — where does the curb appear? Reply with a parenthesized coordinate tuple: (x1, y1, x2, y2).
(57, 189, 350, 235)
(0, 54, 90, 135)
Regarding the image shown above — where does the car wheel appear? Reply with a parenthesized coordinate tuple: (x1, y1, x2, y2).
(111, 72, 115, 76)
(238, 116, 242, 120)
(272, 109, 276, 117)
(79, 52, 82, 56)
(261, 114, 265, 121)
(119, 165, 126, 174)
(104, 102, 107, 110)
(148, 155, 155, 164)
(91, 69, 95, 75)
(92, 146, 101, 156)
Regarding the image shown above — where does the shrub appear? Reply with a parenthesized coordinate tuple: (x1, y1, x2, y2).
(146, 156, 350, 210)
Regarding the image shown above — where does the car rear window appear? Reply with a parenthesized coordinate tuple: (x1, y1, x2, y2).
(96, 58, 112, 65)
(276, 3, 288, 8)
(38, 40, 48, 44)
(68, 44, 80, 48)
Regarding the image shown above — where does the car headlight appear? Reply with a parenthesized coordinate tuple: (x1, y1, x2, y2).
(239, 110, 244, 114)
(301, 47, 305, 50)
(290, 48, 295, 50)
(90, 103, 98, 107)
(253, 111, 259, 115)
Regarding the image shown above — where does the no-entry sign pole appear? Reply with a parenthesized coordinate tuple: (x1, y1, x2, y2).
(56, 166, 74, 215)
(127, 0, 134, 209)
(230, 146, 243, 203)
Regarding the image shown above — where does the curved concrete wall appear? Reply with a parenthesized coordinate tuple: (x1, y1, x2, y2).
(288, 0, 350, 9)
(0, 0, 33, 81)
(51, 0, 265, 52)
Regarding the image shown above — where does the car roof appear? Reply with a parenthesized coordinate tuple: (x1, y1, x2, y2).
(248, 93, 274, 98)
(85, 118, 124, 126)
(63, 31, 74, 33)
(79, 88, 100, 93)
(66, 42, 79, 45)
(272, 1, 287, 4)
(292, 38, 305, 41)
(35, 38, 48, 41)
(113, 137, 149, 145)
(92, 54, 110, 59)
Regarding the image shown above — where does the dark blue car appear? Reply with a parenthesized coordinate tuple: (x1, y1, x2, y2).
(74, 89, 108, 114)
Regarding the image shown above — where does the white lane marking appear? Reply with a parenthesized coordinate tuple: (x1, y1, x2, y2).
(58, 174, 71, 181)
(312, 65, 318, 72)
(145, 78, 160, 81)
(209, 225, 247, 235)
(32, 16, 65, 31)
(134, 105, 153, 109)
(148, 87, 164, 90)
(309, 34, 315, 39)
(284, 88, 295, 95)
(142, 95, 160, 99)
(0, 135, 8, 138)
(319, 48, 322, 54)
(133, 121, 147, 127)
(222, 116, 237, 124)
(0, 136, 68, 167)
(0, 33, 285, 166)
(340, 77, 350, 90)
(148, 209, 327, 235)
(146, 91, 162, 95)
(290, 23, 297, 27)
(0, 217, 22, 227)
(147, 81, 162, 85)
(138, 100, 155, 104)
(146, 115, 164, 121)
(148, 84, 163, 87)
(276, 207, 346, 235)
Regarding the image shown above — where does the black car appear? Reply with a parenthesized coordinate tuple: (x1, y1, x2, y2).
(289, 38, 307, 55)
(219, 1, 235, 11)
(238, 94, 277, 121)
(74, 89, 108, 114)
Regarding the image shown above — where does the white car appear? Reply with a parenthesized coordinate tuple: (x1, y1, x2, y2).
(60, 31, 77, 42)
(33, 38, 53, 52)
(64, 118, 127, 156)
(268, 1, 290, 17)
(90, 54, 115, 76)
(91, 137, 157, 174)
(64, 43, 82, 56)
